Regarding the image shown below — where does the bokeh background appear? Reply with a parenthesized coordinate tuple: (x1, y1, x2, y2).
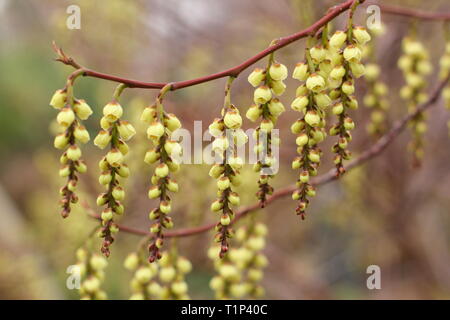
(1, 0, 450, 299)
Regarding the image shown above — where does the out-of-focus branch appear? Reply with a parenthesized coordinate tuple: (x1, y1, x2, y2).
(377, 3, 450, 21)
(84, 75, 450, 238)
(53, 0, 361, 91)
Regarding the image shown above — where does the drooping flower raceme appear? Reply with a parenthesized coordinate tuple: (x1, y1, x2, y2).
(208, 220, 267, 300)
(209, 77, 248, 258)
(327, 25, 370, 175)
(246, 56, 286, 207)
(290, 41, 330, 219)
(75, 247, 108, 300)
(141, 88, 182, 263)
(50, 86, 93, 218)
(398, 36, 432, 165)
(94, 100, 136, 257)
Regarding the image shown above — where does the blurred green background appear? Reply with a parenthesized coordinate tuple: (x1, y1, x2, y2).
(0, 0, 449, 299)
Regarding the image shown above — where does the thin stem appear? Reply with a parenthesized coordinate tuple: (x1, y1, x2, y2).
(54, 0, 361, 91)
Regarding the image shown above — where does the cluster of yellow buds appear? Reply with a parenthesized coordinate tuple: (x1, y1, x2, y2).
(439, 38, 450, 134)
(209, 77, 247, 258)
(50, 88, 92, 218)
(361, 25, 389, 136)
(94, 100, 136, 256)
(363, 63, 389, 136)
(141, 89, 182, 262)
(157, 250, 192, 300)
(246, 56, 286, 206)
(125, 248, 192, 300)
(75, 247, 108, 300)
(328, 25, 370, 175)
(124, 251, 160, 300)
(208, 221, 267, 299)
(398, 37, 432, 165)
(290, 43, 330, 218)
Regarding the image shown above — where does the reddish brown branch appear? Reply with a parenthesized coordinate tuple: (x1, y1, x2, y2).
(84, 76, 450, 238)
(378, 3, 450, 21)
(53, 0, 361, 91)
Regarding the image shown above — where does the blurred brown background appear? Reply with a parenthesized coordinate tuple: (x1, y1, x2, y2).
(0, 0, 449, 299)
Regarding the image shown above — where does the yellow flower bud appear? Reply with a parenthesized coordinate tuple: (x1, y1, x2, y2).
(217, 176, 230, 191)
(253, 86, 272, 104)
(224, 110, 242, 129)
(291, 95, 309, 112)
(50, 89, 67, 109)
(83, 277, 100, 293)
(101, 208, 113, 221)
(352, 26, 371, 45)
(56, 107, 75, 127)
(295, 133, 308, 146)
(147, 121, 165, 139)
(140, 105, 157, 124)
(221, 214, 231, 226)
(314, 93, 331, 109)
(100, 116, 111, 130)
(212, 136, 229, 152)
(177, 257, 192, 274)
(417, 60, 432, 75)
(233, 129, 248, 147)
(67, 145, 82, 161)
(332, 102, 344, 115)
(54, 133, 69, 149)
(228, 156, 244, 170)
(310, 45, 326, 63)
(73, 99, 93, 120)
(117, 140, 129, 155)
(365, 64, 380, 81)
(167, 178, 179, 192)
(165, 113, 182, 132)
(112, 186, 125, 201)
(329, 65, 346, 80)
(344, 117, 355, 130)
(160, 200, 171, 214)
(159, 267, 176, 283)
(291, 120, 305, 134)
(247, 236, 266, 251)
(343, 45, 362, 62)
(155, 163, 169, 178)
(103, 101, 123, 122)
(90, 254, 108, 271)
(292, 62, 309, 81)
(211, 199, 223, 212)
(306, 74, 326, 92)
(347, 95, 359, 110)
(350, 61, 365, 78)
(269, 63, 288, 81)
(99, 171, 112, 185)
(260, 119, 274, 132)
(167, 161, 180, 173)
(171, 281, 188, 296)
(342, 80, 355, 96)
(248, 68, 266, 87)
(271, 80, 286, 95)
(94, 130, 112, 149)
(136, 267, 153, 284)
(209, 276, 225, 291)
(268, 98, 285, 116)
(164, 140, 182, 158)
(228, 192, 240, 206)
(106, 148, 123, 167)
(329, 30, 347, 48)
(209, 164, 225, 179)
(74, 125, 90, 144)
(148, 186, 161, 199)
(304, 110, 321, 127)
(117, 120, 136, 141)
(116, 164, 130, 178)
(219, 264, 239, 280)
(144, 148, 160, 164)
(246, 104, 262, 122)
